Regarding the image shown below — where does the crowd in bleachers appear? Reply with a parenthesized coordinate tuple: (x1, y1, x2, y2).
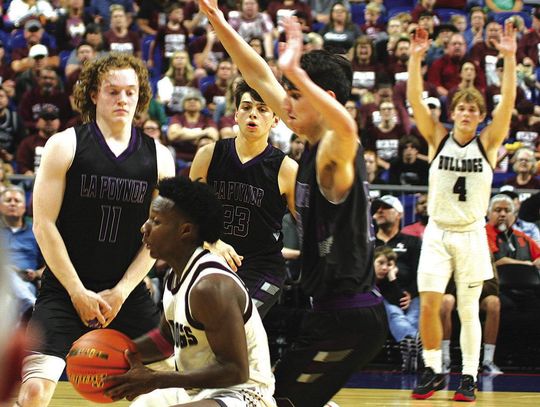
(0, 0, 539, 372)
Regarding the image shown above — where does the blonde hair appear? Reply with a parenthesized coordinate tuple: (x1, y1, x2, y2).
(164, 50, 195, 84)
(73, 53, 152, 123)
(450, 87, 486, 116)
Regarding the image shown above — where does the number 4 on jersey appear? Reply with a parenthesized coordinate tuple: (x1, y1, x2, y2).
(453, 176, 467, 202)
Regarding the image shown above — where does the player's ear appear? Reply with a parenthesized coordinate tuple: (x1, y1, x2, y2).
(326, 89, 336, 100)
(179, 222, 197, 241)
(90, 91, 97, 105)
(271, 114, 279, 128)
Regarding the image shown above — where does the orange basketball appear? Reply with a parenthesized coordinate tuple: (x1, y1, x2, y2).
(66, 329, 136, 403)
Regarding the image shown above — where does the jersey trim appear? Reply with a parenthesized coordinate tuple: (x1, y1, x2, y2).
(431, 133, 450, 164)
(166, 249, 210, 295)
(476, 137, 495, 171)
(184, 261, 253, 330)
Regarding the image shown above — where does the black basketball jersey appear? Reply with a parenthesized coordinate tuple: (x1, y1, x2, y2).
(295, 141, 375, 299)
(41, 122, 158, 292)
(207, 138, 287, 267)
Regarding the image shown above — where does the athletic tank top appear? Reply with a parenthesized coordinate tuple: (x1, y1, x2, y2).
(41, 122, 158, 292)
(428, 134, 493, 231)
(295, 142, 376, 299)
(162, 248, 275, 393)
(207, 138, 287, 267)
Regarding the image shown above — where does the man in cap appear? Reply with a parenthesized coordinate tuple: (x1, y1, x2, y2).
(373, 195, 423, 372)
(11, 19, 59, 73)
(16, 105, 61, 175)
(425, 23, 459, 66)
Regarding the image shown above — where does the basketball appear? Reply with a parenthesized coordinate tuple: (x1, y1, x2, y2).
(66, 329, 137, 403)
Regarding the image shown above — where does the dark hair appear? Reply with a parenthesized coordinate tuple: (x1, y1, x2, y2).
(234, 79, 265, 109)
(374, 245, 397, 262)
(158, 177, 223, 244)
(285, 50, 352, 105)
(398, 135, 421, 156)
(73, 53, 152, 123)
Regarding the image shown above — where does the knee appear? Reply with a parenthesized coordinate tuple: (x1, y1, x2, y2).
(19, 380, 52, 407)
(483, 295, 501, 315)
(420, 299, 440, 319)
(441, 295, 456, 316)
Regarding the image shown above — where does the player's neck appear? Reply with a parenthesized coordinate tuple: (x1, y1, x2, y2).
(235, 134, 268, 161)
(452, 128, 475, 144)
(96, 116, 132, 142)
(171, 245, 199, 279)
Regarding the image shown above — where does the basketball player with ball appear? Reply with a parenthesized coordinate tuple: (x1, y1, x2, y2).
(103, 176, 276, 406)
(16, 53, 175, 407)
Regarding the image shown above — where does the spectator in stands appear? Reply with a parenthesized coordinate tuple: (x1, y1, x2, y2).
(486, 194, 540, 310)
(389, 135, 429, 186)
(411, 0, 439, 24)
(147, 2, 190, 73)
(408, 96, 444, 153)
(373, 196, 423, 372)
(15, 105, 60, 175)
(350, 36, 381, 97)
(0, 88, 26, 164)
(486, 0, 523, 12)
(64, 43, 97, 101)
(203, 59, 235, 115)
(446, 61, 487, 121)
(54, 0, 93, 52)
(167, 88, 219, 170)
(500, 186, 540, 244)
(365, 149, 386, 185)
(374, 17, 405, 66)
(387, 36, 411, 83)
(519, 192, 540, 224)
(0, 41, 16, 90)
(18, 66, 73, 132)
(487, 59, 527, 118)
(215, 75, 242, 138)
(441, 273, 503, 375)
(229, 0, 275, 59)
(103, 4, 141, 58)
(517, 8, 540, 65)
(450, 14, 467, 36)
(11, 19, 59, 74)
(156, 50, 199, 115)
(310, 0, 350, 25)
(0, 185, 43, 319)
(417, 11, 436, 37)
(361, 2, 385, 42)
(136, 0, 170, 36)
(402, 193, 429, 239)
(470, 20, 503, 87)
(89, 0, 133, 31)
(425, 24, 458, 67)
(359, 81, 409, 132)
(6, 0, 58, 28)
(190, 28, 228, 77)
(428, 33, 484, 98)
(64, 23, 107, 76)
(505, 147, 540, 189)
(318, 2, 360, 53)
(464, 6, 487, 51)
(509, 100, 540, 151)
(142, 118, 176, 161)
(365, 100, 408, 165)
(287, 133, 304, 163)
(266, 0, 313, 28)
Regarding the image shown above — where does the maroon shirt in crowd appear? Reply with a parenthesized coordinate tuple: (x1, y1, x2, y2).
(18, 89, 72, 131)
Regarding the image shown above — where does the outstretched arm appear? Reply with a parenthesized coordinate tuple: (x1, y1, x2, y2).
(278, 18, 357, 203)
(198, 0, 288, 119)
(481, 20, 517, 164)
(407, 28, 445, 152)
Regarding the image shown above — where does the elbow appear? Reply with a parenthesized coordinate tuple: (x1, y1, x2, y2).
(227, 361, 249, 385)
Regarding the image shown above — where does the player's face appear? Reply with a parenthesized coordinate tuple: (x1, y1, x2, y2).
(235, 92, 278, 140)
(141, 196, 182, 261)
(283, 88, 324, 141)
(451, 101, 484, 133)
(92, 68, 139, 126)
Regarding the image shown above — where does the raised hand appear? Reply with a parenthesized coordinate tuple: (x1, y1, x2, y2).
(410, 27, 430, 57)
(493, 19, 517, 57)
(198, 0, 220, 17)
(278, 17, 303, 78)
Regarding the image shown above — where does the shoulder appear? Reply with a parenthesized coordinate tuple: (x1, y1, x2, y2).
(44, 128, 77, 157)
(195, 141, 217, 162)
(155, 140, 176, 179)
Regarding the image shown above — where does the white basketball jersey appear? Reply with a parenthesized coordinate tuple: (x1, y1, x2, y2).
(428, 134, 493, 230)
(162, 248, 275, 395)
